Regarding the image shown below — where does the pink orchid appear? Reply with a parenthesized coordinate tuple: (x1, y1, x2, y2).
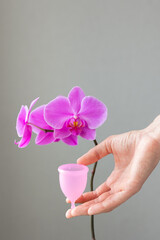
(44, 86, 108, 145)
(29, 105, 59, 145)
(15, 97, 39, 148)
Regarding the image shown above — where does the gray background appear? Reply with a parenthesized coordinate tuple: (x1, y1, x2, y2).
(1, 0, 160, 239)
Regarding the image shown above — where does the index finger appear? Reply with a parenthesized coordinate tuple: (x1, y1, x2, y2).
(77, 136, 113, 165)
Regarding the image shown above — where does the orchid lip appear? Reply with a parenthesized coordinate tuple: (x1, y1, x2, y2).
(67, 117, 85, 129)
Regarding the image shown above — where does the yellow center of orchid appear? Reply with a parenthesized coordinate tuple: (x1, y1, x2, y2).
(73, 121, 78, 127)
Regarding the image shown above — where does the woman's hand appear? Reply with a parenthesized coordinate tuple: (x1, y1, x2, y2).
(66, 116, 160, 218)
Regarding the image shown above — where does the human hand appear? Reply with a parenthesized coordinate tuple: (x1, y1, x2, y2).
(66, 117, 160, 218)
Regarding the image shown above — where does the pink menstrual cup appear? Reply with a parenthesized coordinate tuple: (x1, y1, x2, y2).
(58, 163, 89, 209)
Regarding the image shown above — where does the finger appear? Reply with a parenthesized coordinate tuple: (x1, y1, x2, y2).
(66, 192, 96, 204)
(66, 198, 71, 203)
(66, 197, 98, 218)
(66, 192, 111, 218)
(66, 201, 93, 219)
(77, 136, 114, 165)
(66, 182, 111, 204)
(88, 190, 131, 215)
(76, 182, 111, 203)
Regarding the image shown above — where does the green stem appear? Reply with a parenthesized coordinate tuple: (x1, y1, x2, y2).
(90, 139, 98, 240)
(27, 122, 54, 133)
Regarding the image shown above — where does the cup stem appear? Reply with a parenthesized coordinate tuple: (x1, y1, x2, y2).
(71, 202, 75, 209)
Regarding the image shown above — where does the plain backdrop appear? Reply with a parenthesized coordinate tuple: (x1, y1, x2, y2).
(0, 0, 160, 240)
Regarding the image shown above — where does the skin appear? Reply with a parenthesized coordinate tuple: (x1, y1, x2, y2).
(66, 115, 160, 218)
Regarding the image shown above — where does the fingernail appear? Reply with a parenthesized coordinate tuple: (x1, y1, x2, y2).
(65, 209, 71, 218)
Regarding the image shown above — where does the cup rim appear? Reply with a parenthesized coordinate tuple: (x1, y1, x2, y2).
(58, 163, 89, 173)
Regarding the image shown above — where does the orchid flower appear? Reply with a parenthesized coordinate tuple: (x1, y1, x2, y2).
(44, 86, 107, 145)
(15, 97, 39, 148)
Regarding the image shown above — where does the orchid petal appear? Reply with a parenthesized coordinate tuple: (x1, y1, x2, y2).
(68, 86, 85, 114)
(44, 96, 73, 129)
(70, 128, 82, 136)
(27, 97, 39, 121)
(79, 96, 108, 129)
(53, 138, 61, 142)
(80, 127, 96, 140)
(54, 126, 71, 139)
(62, 135, 78, 146)
(18, 125, 32, 148)
(30, 105, 53, 134)
(24, 106, 29, 122)
(16, 105, 28, 137)
(35, 131, 55, 145)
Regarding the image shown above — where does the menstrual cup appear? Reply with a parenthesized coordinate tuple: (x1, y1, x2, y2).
(58, 163, 89, 209)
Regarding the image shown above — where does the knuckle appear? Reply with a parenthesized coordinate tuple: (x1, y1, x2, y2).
(93, 147, 101, 161)
(104, 135, 114, 153)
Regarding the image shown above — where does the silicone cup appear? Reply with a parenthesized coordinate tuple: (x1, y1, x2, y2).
(58, 163, 89, 209)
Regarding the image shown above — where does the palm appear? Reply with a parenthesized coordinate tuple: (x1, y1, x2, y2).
(106, 132, 138, 194)
(109, 131, 159, 193)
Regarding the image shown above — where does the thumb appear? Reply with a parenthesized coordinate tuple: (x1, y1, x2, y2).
(77, 136, 113, 165)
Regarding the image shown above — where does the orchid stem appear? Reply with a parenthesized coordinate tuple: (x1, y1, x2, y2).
(27, 122, 54, 133)
(90, 139, 98, 240)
